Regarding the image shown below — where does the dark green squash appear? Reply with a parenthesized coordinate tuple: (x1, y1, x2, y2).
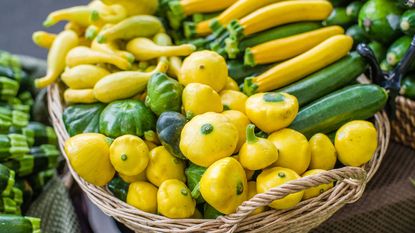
(108, 176, 129, 202)
(146, 72, 183, 116)
(63, 103, 106, 137)
(156, 111, 186, 159)
(185, 163, 206, 204)
(99, 99, 156, 138)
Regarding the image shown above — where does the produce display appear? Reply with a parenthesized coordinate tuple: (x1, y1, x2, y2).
(0, 50, 61, 233)
(32, 0, 394, 221)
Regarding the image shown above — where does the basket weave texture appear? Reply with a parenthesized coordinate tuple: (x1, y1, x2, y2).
(392, 96, 415, 150)
(48, 83, 390, 233)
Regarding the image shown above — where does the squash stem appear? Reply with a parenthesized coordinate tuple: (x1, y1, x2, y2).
(246, 124, 258, 144)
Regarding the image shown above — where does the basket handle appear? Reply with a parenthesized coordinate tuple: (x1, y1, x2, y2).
(217, 166, 367, 232)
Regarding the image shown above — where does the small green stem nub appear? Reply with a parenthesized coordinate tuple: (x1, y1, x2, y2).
(244, 48, 255, 67)
(246, 124, 258, 144)
(201, 123, 214, 135)
(90, 10, 100, 22)
(236, 181, 244, 195)
(243, 77, 258, 96)
(191, 182, 201, 199)
(121, 154, 127, 161)
(263, 93, 285, 103)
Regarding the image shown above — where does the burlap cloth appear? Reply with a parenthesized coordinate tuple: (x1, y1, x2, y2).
(312, 142, 415, 233)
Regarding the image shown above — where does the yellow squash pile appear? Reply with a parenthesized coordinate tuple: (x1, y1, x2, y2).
(35, 0, 382, 220)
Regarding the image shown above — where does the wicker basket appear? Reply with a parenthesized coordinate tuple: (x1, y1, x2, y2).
(47, 83, 390, 233)
(391, 96, 415, 150)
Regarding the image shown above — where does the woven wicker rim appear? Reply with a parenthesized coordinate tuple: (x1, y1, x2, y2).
(392, 96, 415, 149)
(48, 84, 390, 233)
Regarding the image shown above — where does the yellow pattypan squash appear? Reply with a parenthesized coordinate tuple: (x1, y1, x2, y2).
(335, 120, 378, 167)
(182, 83, 223, 119)
(109, 135, 149, 176)
(302, 169, 334, 200)
(179, 50, 227, 92)
(245, 92, 298, 133)
(157, 179, 196, 218)
(146, 146, 186, 187)
(268, 129, 311, 175)
(257, 167, 303, 210)
(180, 112, 239, 167)
(64, 133, 115, 186)
(222, 110, 250, 153)
(220, 90, 248, 114)
(239, 124, 279, 170)
(309, 133, 337, 170)
(127, 181, 158, 214)
(200, 157, 248, 214)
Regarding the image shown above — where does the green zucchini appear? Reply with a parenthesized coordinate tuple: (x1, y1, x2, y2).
(0, 107, 29, 132)
(386, 36, 412, 66)
(9, 126, 35, 147)
(0, 215, 41, 233)
(238, 22, 322, 51)
(0, 163, 15, 196)
(368, 41, 387, 62)
(227, 60, 271, 84)
(0, 77, 19, 101)
(346, 2, 363, 20)
(358, 0, 403, 44)
(380, 59, 394, 72)
(4, 187, 23, 207)
(346, 25, 369, 47)
(108, 176, 129, 202)
(401, 9, 415, 36)
(323, 8, 354, 27)
(289, 84, 388, 138)
(26, 122, 57, 146)
(0, 134, 30, 161)
(278, 52, 367, 107)
(400, 74, 415, 99)
(3, 144, 59, 176)
(0, 197, 18, 214)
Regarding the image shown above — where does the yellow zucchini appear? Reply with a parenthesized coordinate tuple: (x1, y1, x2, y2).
(168, 56, 182, 79)
(64, 22, 86, 36)
(126, 38, 196, 61)
(235, 0, 333, 38)
(96, 15, 163, 43)
(187, 0, 285, 37)
(91, 38, 135, 63)
(89, 1, 127, 25)
(213, 0, 286, 32)
(66, 46, 131, 70)
(93, 60, 169, 103)
(61, 65, 110, 89)
(64, 89, 98, 104)
(35, 30, 79, 88)
(172, 0, 237, 16)
(32, 31, 56, 49)
(101, 0, 159, 16)
(152, 33, 182, 78)
(244, 26, 344, 66)
(43, 6, 92, 27)
(244, 35, 353, 95)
